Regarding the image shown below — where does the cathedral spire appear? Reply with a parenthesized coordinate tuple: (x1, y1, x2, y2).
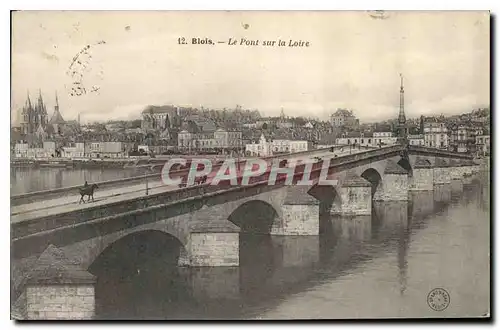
(397, 73, 408, 144)
(55, 91, 59, 111)
(398, 73, 406, 124)
(26, 90, 32, 108)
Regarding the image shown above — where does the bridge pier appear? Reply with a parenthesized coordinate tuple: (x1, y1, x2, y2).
(12, 245, 96, 320)
(331, 172, 371, 216)
(409, 158, 434, 191)
(373, 160, 409, 201)
(458, 160, 470, 176)
(467, 160, 479, 175)
(187, 221, 240, 267)
(271, 186, 320, 236)
(433, 158, 452, 185)
(449, 160, 464, 180)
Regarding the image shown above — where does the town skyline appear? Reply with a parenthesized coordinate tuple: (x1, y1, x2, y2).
(11, 88, 490, 126)
(12, 11, 489, 124)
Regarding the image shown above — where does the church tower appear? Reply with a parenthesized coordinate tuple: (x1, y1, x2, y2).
(397, 73, 408, 144)
(49, 91, 66, 135)
(20, 91, 34, 135)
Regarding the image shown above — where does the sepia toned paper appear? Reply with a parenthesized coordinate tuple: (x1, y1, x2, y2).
(10, 11, 490, 320)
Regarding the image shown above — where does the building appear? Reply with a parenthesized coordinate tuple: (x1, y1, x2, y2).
(14, 143, 29, 158)
(475, 133, 490, 157)
(178, 127, 243, 152)
(213, 129, 243, 150)
(245, 133, 272, 157)
(13, 141, 57, 158)
(408, 134, 425, 146)
(373, 131, 397, 146)
(245, 133, 312, 157)
(19, 90, 49, 136)
(48, 92, 66, 136)
(423, 118, 449, 149)
(141, 105, 179, 132)
(448, 122, 475, 153)
(330, 109, 359, 128)
(85, 141, 125, 158)
(335, 131, 397, 147)
(61, 142, 85, 158)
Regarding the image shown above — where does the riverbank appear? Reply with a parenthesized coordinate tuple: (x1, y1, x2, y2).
(10, 155, 232, 170)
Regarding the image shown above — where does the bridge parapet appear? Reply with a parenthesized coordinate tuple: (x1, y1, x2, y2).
(12, 145, 409, 248)
(408, 145, 473, 159)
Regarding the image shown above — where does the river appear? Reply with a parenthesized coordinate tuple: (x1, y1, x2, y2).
(10, 167, 145, 195)
(86, 170, 490, 320)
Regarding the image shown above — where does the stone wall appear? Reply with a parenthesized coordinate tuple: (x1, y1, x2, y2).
(189, 232, 239, 267)
(433, 168, 451, 184)
(449, 166, 464, 180)
(410, 168, 434, 191)
(334, 186, 372, 215)
(374, 174, 409, 201)
(274, 204, 320, 235)
(26, 285, 95, 320)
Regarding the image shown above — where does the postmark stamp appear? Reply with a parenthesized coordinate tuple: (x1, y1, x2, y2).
(427, 288, 450, 311)
(66, 41, 106, 97)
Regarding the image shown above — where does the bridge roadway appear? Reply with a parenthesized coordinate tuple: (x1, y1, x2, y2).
(12, 146, 356, 207)
(10, 147, 373, 224)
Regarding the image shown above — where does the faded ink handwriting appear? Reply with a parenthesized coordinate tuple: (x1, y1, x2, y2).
(66, 41, 105, 96)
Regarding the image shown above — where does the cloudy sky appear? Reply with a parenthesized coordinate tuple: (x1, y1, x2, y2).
(11, 11, 489, 124)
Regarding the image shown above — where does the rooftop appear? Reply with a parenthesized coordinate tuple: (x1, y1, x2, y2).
(141, 105, 177, 114)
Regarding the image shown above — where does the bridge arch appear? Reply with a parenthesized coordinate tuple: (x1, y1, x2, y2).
(88, 229, 187, 276)
(361, 168, 382, 197)
(228, 200, 279, 234)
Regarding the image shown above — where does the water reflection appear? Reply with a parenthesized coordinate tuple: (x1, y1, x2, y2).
(451, 179, 464, 202)
(10, 167, 142, 194)
(337, 215, 372, 243)
(90, 176, 488, 319)
(434, 183, 451, 206)
(373, 201, 409, 234)
(409, 190, 434, 221)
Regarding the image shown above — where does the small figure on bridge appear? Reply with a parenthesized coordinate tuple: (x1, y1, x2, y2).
(79, 183, 99, 204)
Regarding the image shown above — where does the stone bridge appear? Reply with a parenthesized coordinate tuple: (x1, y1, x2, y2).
(12, 145, 484, 319)
(12, 145, 479, 275)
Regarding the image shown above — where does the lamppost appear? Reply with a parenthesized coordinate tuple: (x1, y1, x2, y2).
(145, 168, 149, 196)
(137, 164, 153, 196)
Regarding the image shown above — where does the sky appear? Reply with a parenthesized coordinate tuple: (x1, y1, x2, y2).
(11, 11, 490, 124)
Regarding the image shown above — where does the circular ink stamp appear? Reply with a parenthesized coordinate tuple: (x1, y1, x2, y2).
(427, 288, 450, 311)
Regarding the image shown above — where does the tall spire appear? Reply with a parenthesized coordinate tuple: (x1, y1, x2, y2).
(55, 91, 59, 111)
(26, 90, 32, 107)
(396, 73, 408, 144)
(398, 73, 406, 124)
(38, 88, 43, 104)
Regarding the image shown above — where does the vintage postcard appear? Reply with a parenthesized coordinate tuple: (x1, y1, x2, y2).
(10, 11, 490, 320)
